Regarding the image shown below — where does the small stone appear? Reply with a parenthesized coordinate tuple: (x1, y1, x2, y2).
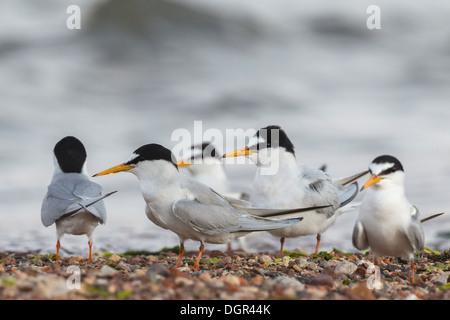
(307, 262, 318, 270)
(260, 255, 272, 263)
(354, 266, 367, 277)
(198, 272, 212, 283)
(33, 275, 69, 299)
(68, 256, 84, 265)
(170, 266, 192, 278)
(115, 261, 131, 272)
(432, 272, 449, 286)
(293, 247, 311, 256)
(100, 265, 116, 275)
(274, 276, 304, 289)
(292, 264, 302, 273)
(147, 263, 170, 278)
(306, 286, 329, 299)
(249, 275, 264, 285)
(297, 258, 308, 268)
(109, 254, 121, 263)
(220, 275, 242, 287)
(174, 277, 194, 287)
(348, 282, 376, 300)
(216, 256, 232, 267)
(209, 250, 226, 258)
(310, 274, 335, 287)
(335, 261, 358, 277)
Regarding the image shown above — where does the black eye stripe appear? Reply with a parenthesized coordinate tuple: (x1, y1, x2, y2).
(248, 142, 267, 151)
(379, 167, 397, 176)
(125, 156, 144, 165)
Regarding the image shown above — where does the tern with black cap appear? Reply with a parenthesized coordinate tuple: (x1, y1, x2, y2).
(352, 155, 426, 284)
(177, 142, 231, 196)
(177, 142, 251, 251)
(41, 136, 117, 261)
(224, 125, 367, 254)
(94, 143, 329, 270)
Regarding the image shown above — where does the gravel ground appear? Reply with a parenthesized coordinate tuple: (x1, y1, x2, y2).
(0, 248, 449, 301)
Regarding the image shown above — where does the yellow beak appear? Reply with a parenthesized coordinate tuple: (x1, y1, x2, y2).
(177, 160, 191, 167)
(93, 163, 135, 177)
(361, 174, 384, 190)
(223, 147, 257, 158)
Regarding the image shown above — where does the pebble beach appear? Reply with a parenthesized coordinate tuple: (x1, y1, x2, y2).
(1, 247, 449, 301)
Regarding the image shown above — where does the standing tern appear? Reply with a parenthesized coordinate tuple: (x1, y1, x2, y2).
(224, 125, 367, 254)
(177, 142, 250, 251)
(352, 155, 426, 284)
(41, 136, 117, 261)
(93, 143, 329, 269)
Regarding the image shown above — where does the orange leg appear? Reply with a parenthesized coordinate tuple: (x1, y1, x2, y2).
(56, 240, 60, 260)
(88, 241, 93, 261)
(314, 234, 321, 255)
(279, 237, 285, 254)
(190, 242, 205, 271)
(175, 243, 185, 268)
(411, 260, 415, 285)
(374, 257, 379, 279)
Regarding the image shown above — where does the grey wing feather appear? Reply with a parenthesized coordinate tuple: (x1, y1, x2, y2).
(72, 180, 108, 223)
(41, 186, 74, 227)
(172, 198, 301, 236)
(421, 212, 444, 223)
(336, 182, 359, 207)
(172, 198, 238, 235)
(59, 191, 117, 220)
(301, 167, 358, 218)
(41, 174, 109, 226)
(352, 219, 369, 251)
(332, 170, 369, 186)
(210, 186, 330, 218)
(406, 206, 425, 252)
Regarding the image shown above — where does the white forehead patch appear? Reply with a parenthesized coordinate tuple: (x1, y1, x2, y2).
(248, 136, 265, 149)
(126, 153, 139, 163)
(369, 162, 394, 176)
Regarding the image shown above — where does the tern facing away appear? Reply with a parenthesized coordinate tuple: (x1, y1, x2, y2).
(224, 125, 367, 254)
(93, 143, 330, 269)
(41, 136, 116, 261)
(352, 155, 425, 284)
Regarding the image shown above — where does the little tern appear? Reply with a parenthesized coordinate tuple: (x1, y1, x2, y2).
(177, 142, 246, 199)
(41, 136, 116, 261)
(224, 125, 367, 254)
(177, 142, 250, 251)
(93, 143, 329, 269)
(352, 155, 425, 284)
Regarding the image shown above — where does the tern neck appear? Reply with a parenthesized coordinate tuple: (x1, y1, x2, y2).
(52, 157, 89, 182)
(254, 151, 299, 178)
(188, 162, 226, 179)
(133, 160, 180, 191)
(373, 171, 406, 192)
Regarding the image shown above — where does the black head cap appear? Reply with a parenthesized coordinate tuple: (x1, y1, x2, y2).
(251, 125, 295, 155)
(191, 142, 221, 160)
(54, 136, 87, 174)
(371, 155, 404, 175)
(125, 143, 178, 170)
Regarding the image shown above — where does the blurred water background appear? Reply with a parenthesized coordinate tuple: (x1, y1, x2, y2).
(0, 0, 449, 257)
